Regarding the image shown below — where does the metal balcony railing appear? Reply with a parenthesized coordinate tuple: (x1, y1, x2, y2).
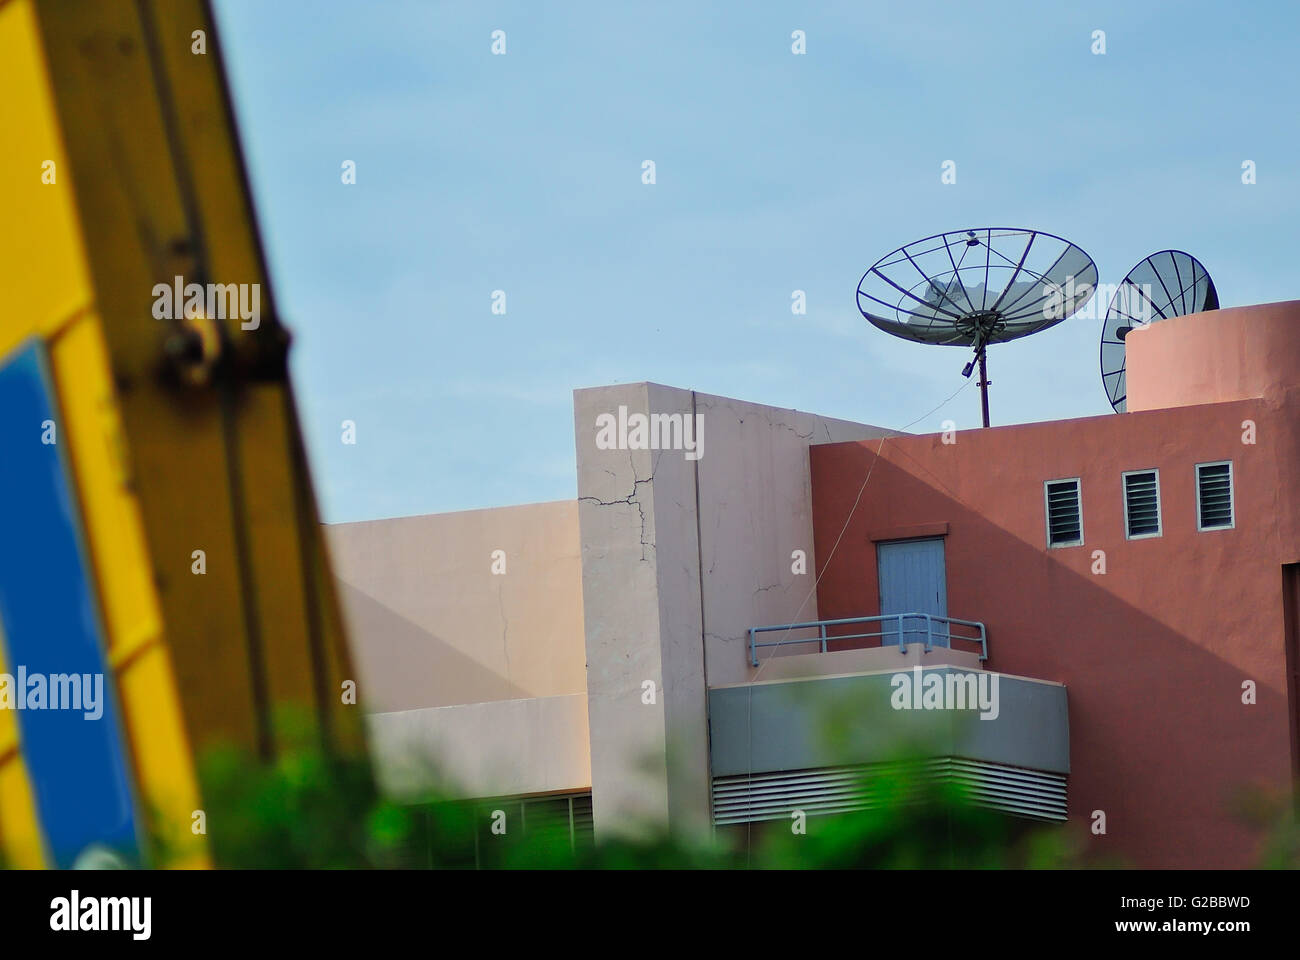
(747, 613, 988, 667)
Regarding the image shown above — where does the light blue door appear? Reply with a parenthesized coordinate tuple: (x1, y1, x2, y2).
(877, 538, 948, 650)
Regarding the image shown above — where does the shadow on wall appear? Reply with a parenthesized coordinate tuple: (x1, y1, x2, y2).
(335, 580, 527, 712)
(811, 445, 1292, 869)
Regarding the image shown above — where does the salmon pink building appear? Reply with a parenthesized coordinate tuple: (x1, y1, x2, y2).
(330, 302, 1300, 868)
(811, 301, 1300, 867)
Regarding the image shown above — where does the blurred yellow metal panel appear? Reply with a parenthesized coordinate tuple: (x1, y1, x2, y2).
(32, 0, 365, 762)
(144, 0, 365, 750)
(113, 644, 210, 868)
(30, 0, 365, 774)
(146, 2, 290, 365)
(48, 314, 209, 867)
(0, 0, 211, 866)
(0, 0, 88, 870)
(49, 316, 163, 662)
(3, 0, 368, 869)
(0, 0, 93, 355)
(32, 0, 271, 756)
(235, 385, 324, 727)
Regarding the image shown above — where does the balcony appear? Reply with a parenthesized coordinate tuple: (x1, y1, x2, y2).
(710, 612, 1069, 825)
(748, 612, 988, 668)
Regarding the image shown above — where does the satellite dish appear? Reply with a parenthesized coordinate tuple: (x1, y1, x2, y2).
(857, 228, 1098, 427)
(1101, 250, 1218, 413)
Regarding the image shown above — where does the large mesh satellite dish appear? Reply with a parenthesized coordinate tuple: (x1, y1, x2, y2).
(857, 227, 1098, 427)
(1101, 250, 1218, 413)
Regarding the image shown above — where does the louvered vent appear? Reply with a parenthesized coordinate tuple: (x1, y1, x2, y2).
(523, 796, 573, 834)
(1197, 462, 1233, 529)
(713, 758, 1067, 824)
(571, 794, 594, 847)
(1045, 479, 1082, 546)
(472, 791, 594, 850)
(1123, 470, 1160, 538)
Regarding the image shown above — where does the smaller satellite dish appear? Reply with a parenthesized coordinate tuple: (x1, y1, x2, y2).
(1101, 250, 1218, 413)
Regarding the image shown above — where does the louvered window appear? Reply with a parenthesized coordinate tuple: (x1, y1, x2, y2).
(1196, 462, 1234, 530)
(1044, 478, 1083, 547)
(472, 791, 594, 862)
(1123, 470, 1161, 539)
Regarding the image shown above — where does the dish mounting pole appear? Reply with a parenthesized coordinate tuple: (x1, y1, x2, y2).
(962, 331, 993, 428)
(977, 347, 991, 428)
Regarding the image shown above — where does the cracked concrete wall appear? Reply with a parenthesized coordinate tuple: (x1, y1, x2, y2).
(574, 383, 702, 838)
(574, 382, 892, 839)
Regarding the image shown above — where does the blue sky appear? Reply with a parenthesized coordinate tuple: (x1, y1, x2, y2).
(213, 0, 1300, 523)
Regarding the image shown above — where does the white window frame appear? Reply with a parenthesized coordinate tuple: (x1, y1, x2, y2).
(1043, 477, 1084, 549)
(1121, 468, 1162, 541)
(1195, 460, 1235, 532)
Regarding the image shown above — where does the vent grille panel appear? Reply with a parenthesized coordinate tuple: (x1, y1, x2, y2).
(572, 794, 594, 847)
(712, 759, 1067, 824)
(1045, 479, 1082, 546)
(1197, 463, 1233, 528)
(1124, 471, 1160, 537)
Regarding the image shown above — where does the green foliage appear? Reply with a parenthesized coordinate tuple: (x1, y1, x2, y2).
(757, 779, 1053, 869)
(1232, 782, 1300, 869)
(193, 710, 411, 869)
(189, 710, 1091, 869)
(177, 705, 1292, 870)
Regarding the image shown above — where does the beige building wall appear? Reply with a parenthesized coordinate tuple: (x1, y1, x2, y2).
(329, 385, 892, 823)
(367, 694, 590, 800)
(327, 501, 589, 799)
(326, 500, 586, 712)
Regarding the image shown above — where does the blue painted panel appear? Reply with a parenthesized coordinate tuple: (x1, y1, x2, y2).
(0, 340, 140, 867)
(877, 538, 948, 648)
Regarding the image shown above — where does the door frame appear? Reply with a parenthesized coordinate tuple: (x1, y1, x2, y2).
(875, 535, 949, 650)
